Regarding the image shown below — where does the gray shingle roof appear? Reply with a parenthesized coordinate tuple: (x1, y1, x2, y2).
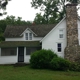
(4, 24, 56, 38)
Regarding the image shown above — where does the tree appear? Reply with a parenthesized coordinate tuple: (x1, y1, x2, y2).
(5, 15, 16, 25)
(71, 0, 78, 3)
(31, 0, 80, 24)
(0, 0, 11, 16)
(5, 15, 32, 25)
(32, 0, 59, 24)
(0, 20, 6, 41)
(34, 13, 47, 24)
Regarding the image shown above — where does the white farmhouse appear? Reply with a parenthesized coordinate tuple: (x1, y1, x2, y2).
(0, 3, 80, 64)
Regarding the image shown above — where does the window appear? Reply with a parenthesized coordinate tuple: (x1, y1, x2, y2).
(26, 48, 31, 55)
(1, 48, 17, 56)
(25, 33, 28, 40)
(59, 30, 63, 38)
(57, 43, 62, 52)
(26, 48, 38, 55)
(25, 33, 32, 40)
(29, 33, 32, 40)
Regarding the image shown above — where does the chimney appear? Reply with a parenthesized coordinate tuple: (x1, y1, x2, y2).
(64, 4, 80, 62)
(66, 4, 78, 46)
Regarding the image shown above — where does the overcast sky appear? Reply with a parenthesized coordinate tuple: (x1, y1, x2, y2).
(0, 0, 41, 21)
(0, 0, 80, 21)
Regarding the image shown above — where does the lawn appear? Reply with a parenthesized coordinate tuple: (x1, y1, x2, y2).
(0, 65, 80, 80)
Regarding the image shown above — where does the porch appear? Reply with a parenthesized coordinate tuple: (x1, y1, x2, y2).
(0, 41, 41, 64)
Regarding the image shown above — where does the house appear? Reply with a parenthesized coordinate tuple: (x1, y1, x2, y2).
(0, 3, 80, 64)
(0, 24, 56, 64)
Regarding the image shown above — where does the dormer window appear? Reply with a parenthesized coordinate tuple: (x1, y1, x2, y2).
(29, 33, 32, 40)
(25, 33, 28, 40)
(25, 33, 32, 40)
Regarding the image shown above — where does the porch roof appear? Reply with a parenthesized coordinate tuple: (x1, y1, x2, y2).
(0, 41, 41, 48)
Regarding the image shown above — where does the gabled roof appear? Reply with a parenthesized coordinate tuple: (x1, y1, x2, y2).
(40, 17, 66, 42)
(4, 24, 57, 38)
(20, 28, 37, 36)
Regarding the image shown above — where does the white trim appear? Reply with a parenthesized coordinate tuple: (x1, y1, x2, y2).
(20, 28, 37, 36)
(24, 47, 26, 63)
(17, 47, 18, 62)
(0, 48, 1, 56)
(40, 17, 66, 42)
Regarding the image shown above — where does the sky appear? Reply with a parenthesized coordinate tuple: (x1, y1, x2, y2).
(0, 0, 80, 21)
(0, 0, 41, 21)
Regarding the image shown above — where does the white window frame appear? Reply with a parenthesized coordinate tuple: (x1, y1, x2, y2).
(29, 33, 32, 40)
(59, 29, 63, 39)
(25, 33, 32, 40)
(25, 33, 28, 40)
(57, 43, 62, 52)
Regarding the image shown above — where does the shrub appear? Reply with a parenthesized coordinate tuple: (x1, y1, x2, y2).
(69, 62, 80, 71)
(30, 49, 57, 69)
(50, 57, 70, 71)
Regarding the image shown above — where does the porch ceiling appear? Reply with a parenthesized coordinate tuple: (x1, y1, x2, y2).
(0, 41, 41, 48)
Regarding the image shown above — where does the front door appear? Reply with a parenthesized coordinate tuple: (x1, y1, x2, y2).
(18, 47, 24, 62)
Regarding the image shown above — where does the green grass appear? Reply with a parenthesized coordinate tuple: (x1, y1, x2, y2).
(0, 65, 80, 80)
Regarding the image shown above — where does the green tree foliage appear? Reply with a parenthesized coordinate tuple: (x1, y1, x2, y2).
(0, 0, 11, 16)
(31, 0, 80, 24)
(0, 20, 6, 41)
(4, 15, 32, 25)
(34, 13, 47, 24)
(70, 0, 78, 3)
(32, 0, 59, 24)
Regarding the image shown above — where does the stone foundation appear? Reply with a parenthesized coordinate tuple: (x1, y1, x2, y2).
(65, 46, 80, 63)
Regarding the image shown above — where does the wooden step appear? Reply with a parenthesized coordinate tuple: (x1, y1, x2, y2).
(14, 63, 29, 67)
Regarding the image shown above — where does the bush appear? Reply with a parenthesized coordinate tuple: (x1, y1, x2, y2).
(69, 62, 80, 71)
(50, 57, 70, 71)
(30, 49, 57, 69)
